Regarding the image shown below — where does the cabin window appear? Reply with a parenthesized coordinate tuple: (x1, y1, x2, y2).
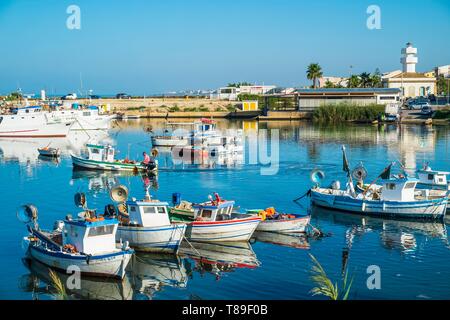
(157, 207, 166, 214)
(404, 182, 416, 189)
(200, 209, 213, 219)
(129, 206, 136, 212)
(143, 206, 157, 214)
(91, 149, 100, 154)
(83, 112, 91, 116)
(438, 178, 444, 183)
(386, 183, 396, 190)
(25, 109, 29, 113)
(88, 225, 115, 237)
(428, 174, 434, 180)
(0, 117, 2, 124)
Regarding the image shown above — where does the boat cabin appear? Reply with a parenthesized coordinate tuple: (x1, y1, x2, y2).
(417, 166, 449, 187)
(86, 144, 115, 162)
(194, 119, 217, 136)
(192, 199, 235, 221)
(125, 199, 171, 227)
(379, 178, 418, 202)
(62, 217, 118, 254)
(12, 106, 43, 115)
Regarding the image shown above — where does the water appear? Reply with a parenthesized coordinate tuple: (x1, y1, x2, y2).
(1, 120, 450, 300)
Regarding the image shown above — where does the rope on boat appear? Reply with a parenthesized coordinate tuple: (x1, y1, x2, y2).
(293, 189, 311, 202)
(182, 235, 202, 257)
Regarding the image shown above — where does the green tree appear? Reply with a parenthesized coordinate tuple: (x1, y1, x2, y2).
(227, 82, 253, 88)
(306, 63, 323, 89)
(347, 75, 361, 88)
(324, 80, 336, 88)
(359, 72, 371, 88)
(437, 75, 450, 95)
(370, 68, 382, 88)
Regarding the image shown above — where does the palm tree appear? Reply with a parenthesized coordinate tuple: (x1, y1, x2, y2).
(307, 63, 323, 89)
(347, 75, 361, 88)
(359, 72, 371, 88)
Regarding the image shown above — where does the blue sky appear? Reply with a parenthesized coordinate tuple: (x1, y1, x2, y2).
(0, 0, 449, 95)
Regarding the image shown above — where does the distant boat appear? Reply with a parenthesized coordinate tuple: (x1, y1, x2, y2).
(246, 207, 310, 233)
(52, 106, 115, 130)
(416, 164, 450, 189)
(0, 106, 73, 138)
(37, 146, 60, 158)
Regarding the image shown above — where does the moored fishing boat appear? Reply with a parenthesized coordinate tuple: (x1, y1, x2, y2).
(107, 185, 186, 253)
(416, 163, 450, 189)
(71, 144, 158, 173)
(37, 146, 60, 158)
(169, 193, 261, 242)
(246, 207, 310, 233)
(309, 146, 448, 220)
(19, 195, 134, 279)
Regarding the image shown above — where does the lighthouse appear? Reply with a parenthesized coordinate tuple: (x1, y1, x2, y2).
(400, 42, 418, 73)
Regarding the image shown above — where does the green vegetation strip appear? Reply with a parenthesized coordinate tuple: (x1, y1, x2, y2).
(312, 103, 385, 123)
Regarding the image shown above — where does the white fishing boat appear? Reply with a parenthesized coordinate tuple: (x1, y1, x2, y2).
(20, 195, 134, 279)
(71, 144, 158, 173)
(107, 185, 186, 253)
(52, 106, 115, 130)
(169, 193, 261, 242)
(416, 164, 450, 189)
(309, 146, 448, 220)
(246, 207, 310, 233)
(0, 106, 73, 138)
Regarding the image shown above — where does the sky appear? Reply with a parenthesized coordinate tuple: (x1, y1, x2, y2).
(0, 0, 449, 95)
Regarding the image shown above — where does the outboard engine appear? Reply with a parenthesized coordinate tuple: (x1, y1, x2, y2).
(104, 204, 117, 218)
(330, 180, 341, 190)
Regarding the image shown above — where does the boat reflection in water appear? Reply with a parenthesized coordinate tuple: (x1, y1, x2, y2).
(0, 130, 113, 166)
(311, 205, 448, 254)
(251, 231, 310, 250)
(179, 241, 260, 280)
(20, 258, 133, 300)
(70, 169, 158, 196)
(129, 254, 187, 299)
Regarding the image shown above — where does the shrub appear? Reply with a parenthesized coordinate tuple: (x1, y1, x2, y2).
(312, 103, 385, 123)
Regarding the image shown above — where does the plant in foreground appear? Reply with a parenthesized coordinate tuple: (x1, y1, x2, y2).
(309, 254, 353, 300)
(48, 269, 68, 300)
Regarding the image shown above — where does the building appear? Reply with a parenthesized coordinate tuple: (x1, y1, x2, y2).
(210, 84, 276, 100)
(424, 65, 450, 79)
(295, 88, 401, 111)
(382, 42, 436, 98)
(318, 76, 348, 88)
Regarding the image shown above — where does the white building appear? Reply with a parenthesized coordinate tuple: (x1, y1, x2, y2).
(383, 42, 436, 98)
(210, 84, 276, 100)
(318, 76, 348, 88)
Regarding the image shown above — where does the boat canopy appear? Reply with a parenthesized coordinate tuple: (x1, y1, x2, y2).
(86, 144, 115, 162)
(379, 178, 418, 201)
(126, 199, 171, 227)
(63, 216, 118, 254)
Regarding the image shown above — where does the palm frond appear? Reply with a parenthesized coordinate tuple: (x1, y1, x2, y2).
(48, 269, 67, 300)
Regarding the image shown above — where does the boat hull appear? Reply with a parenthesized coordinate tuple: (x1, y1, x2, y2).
(0, 122, 71, 138)
(256, 215, 310, 233)
(311, 189, 447, 220)
(151, 136, 189, 147)
(117, 224, 186, 253)
(38, 148, 60, 157)
(29, 245, 133, 279)
(183, 217, 261, 242)
(71, 154, 157, 172)
(69, 115, 114, 130)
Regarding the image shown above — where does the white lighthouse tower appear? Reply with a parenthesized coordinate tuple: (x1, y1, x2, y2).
(401, 42, 418, 73)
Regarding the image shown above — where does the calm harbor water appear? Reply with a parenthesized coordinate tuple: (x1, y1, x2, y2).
(1, 120, 450, 300)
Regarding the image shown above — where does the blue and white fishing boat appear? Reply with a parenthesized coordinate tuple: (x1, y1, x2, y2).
(416, 163, 450, 189)
(109, 185, 187, 253)
(20, 195, 134, 279)
(309, 146, 448, 220)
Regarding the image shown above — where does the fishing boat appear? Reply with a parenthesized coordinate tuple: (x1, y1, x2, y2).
(37, 146, 60, 158)
(246, 207, 310, 233)
(309, 146, 448, 220)
(71, 144, 158, 173)
(416, 163, 450, 189)
(169, 193, 261, 242)
(19, 195, 134, 279)
(108, 185, 186, 253)
(0, 106, 73, 138)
